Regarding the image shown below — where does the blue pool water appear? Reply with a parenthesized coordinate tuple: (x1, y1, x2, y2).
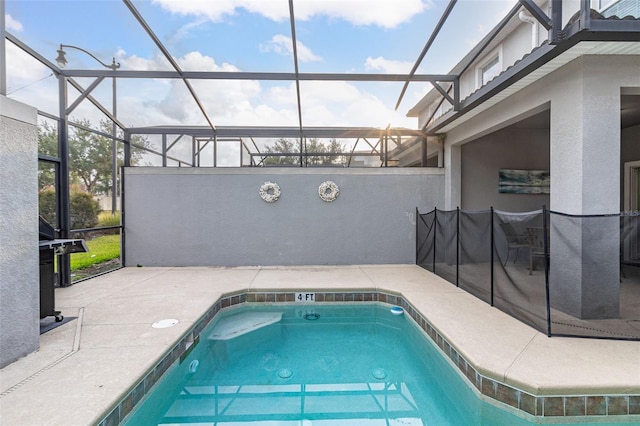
(123, 304, 632, 425)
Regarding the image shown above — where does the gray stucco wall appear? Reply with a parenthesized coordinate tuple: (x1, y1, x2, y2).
(0, 96, 39, 368)
(461, 126, 550, 212)
(124, 168, 444, 266)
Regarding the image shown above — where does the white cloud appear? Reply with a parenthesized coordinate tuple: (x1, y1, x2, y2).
(295, 81, 414, 127)
(152, 0, 431, 28)
(6, 42, 415, 143)
(5, 43, 57, 113)
(6, 43, 50, 84)
(109, 50, 261, 127)
(365, 56, 413, 74)
(5, 14, 23, 32)
(260, 34, 322, 63)
(294, 0, 431, 28)
(151, 0, 289, 22)
(172, 18, 209, 43)
(117, 50, 415, 129)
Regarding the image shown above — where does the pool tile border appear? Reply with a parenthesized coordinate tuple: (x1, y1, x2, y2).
(99, 289, 640, 425)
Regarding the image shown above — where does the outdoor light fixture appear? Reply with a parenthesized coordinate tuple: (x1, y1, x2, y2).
(55, 44, 120, 70)
(55, 47, 67, 69)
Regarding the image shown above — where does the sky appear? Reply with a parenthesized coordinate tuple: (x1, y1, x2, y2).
(4, 0, 517, 134)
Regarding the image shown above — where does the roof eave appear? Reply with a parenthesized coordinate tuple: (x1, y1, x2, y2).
(423, 28, 640, 135)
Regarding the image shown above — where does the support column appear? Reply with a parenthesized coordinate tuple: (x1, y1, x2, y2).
(57, 76, 72, 287)
(0, 96, 40, 367)
(549, 58, 620, 319)
(444, 142, 461, 210)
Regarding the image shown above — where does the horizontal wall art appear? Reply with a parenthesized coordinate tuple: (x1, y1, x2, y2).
(498, 169, 550, 194)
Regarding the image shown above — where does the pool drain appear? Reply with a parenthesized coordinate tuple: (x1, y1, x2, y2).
(304, 313, 320, 320)
(278, 368, 293, 379)
(372, 368, 387, 380)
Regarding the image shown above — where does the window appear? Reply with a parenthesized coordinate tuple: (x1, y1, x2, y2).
(475, 47, 502, 89)
(480, 55, 500, 86)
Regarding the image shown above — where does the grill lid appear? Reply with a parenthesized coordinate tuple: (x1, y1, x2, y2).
(39, 216, 55, 240)
(38, 215, 89, 254)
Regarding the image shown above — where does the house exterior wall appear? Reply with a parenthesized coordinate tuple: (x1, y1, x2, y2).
(415, 1, 550, 128)
(124, 168, 444, 267)
(408, 0, 639, 320)
(443, 55, 640, 210)
(461, 126, 550, 212)
(443, 22, 538, 125)
(437, 54, 639, 318)
(503, 22, 536, 66)
(0, 96, 39, 368)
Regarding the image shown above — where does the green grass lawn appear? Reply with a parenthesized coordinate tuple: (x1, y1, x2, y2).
(71, 234, 121, 270)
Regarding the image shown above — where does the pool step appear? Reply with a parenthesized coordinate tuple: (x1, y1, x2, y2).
(208, 311, 283, 340)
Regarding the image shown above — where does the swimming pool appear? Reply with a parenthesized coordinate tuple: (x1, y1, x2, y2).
(122, 303, 634, 425)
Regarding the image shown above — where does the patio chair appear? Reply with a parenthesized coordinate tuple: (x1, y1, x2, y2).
(527, 227, 549, 275)
(500, 223, 529, 266)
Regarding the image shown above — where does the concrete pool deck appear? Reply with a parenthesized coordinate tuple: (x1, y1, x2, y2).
(0, 265, 638, 425)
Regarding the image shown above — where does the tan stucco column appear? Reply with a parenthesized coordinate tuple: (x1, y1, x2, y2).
(444, 142, 461, 210)
(549, 56, 623, 319)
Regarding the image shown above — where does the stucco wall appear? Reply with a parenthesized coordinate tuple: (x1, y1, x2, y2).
(461, 126, 550, 212)
(444, 54, 640, 210)
(461, 118, 640, 212)
(0, 96, 39, 368)
(124, 168, 444, 266)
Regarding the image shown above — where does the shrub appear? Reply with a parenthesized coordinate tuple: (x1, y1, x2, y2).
(39, 187, 100, 230)
(70, 191, 100, 230)
(98, 211, 121, 227)
(39, 187, 56, 225)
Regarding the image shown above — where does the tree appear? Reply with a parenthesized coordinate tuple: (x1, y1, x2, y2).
(262, 138, 344, 166)
(37, 123, 59, 189)
(37, 119, 152, 194)
(263, 138, 300, 166)
(306, 138, 345, 166)
(69, 119, 114, 194)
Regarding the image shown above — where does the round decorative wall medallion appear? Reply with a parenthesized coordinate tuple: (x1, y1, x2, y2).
(259, 181, 281, 203)
(318, 181, 339, 202)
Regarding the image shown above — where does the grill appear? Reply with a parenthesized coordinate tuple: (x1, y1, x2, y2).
(39, 216, 88, 322)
